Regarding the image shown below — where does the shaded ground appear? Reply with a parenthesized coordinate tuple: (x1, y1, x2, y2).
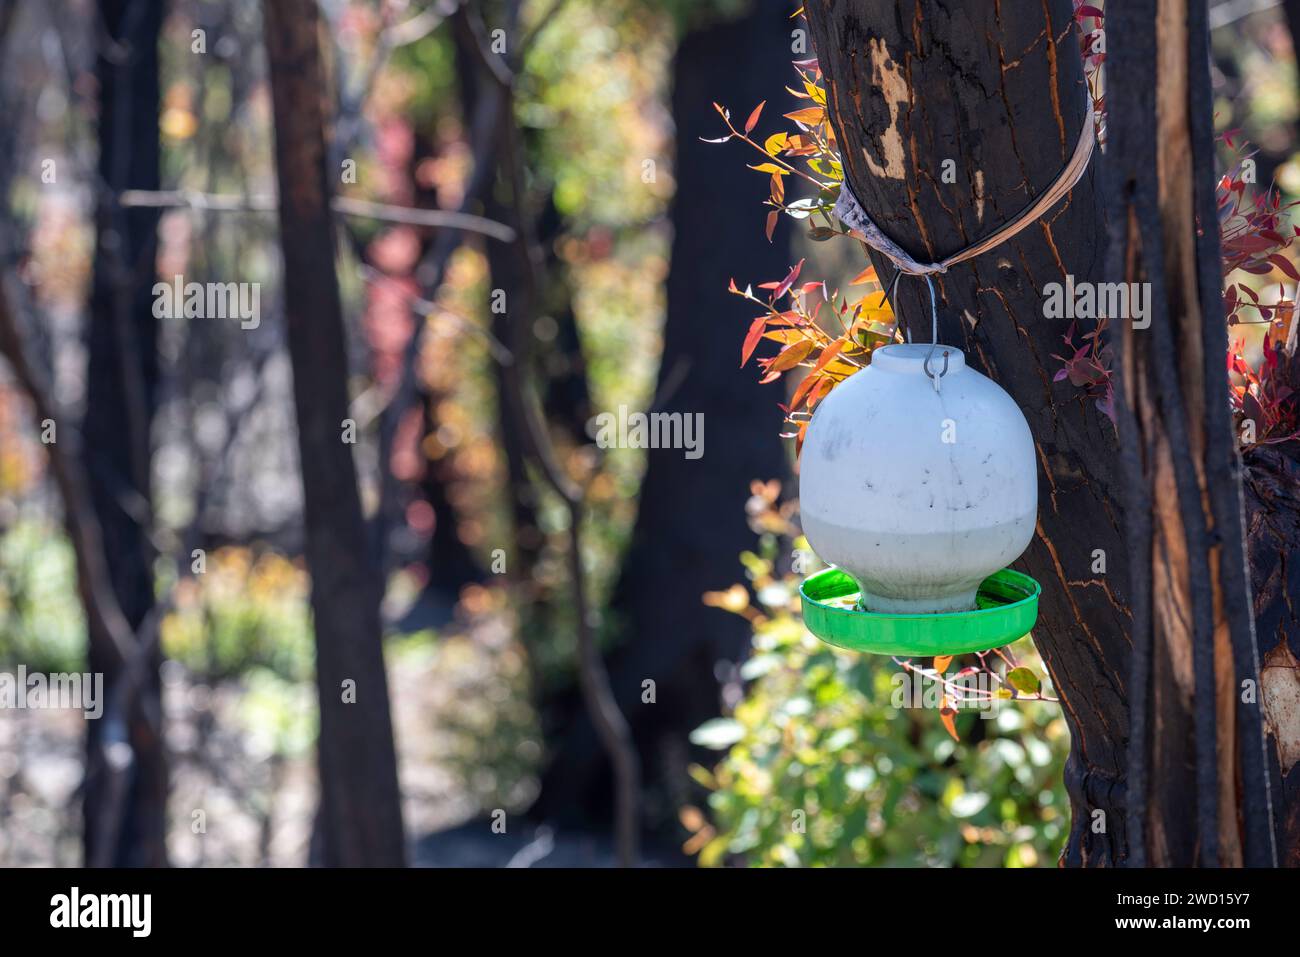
(0, 611, 556, 867)
(413, 820, 688, 867)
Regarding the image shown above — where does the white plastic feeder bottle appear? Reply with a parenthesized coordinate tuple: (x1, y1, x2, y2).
(799, 343, 1037, 614)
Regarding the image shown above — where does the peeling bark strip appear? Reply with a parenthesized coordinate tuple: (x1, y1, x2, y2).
(1104, 0, 1277, 867)
(262, 0, 407, 866)
(807, 0, 1129, 865)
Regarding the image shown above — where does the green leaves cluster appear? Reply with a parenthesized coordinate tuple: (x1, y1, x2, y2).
(687, 535, 1070, 868)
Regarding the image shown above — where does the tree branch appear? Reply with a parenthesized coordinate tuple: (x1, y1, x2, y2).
(114, 188, 516, 242)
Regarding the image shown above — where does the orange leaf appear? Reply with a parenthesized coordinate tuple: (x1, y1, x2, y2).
(784, 106, 825, 126)
(811, 338, 845, 374)
(940, 704, 960, 741)
(933, 655, 953, 675)
(807, 374, 834, 411)
(763, 329, 809, 344)
(769, 339, 815, 373)
(765, 209, 779, 243)
(819, 358, 860, 378)
(850, 264, 879, 286)
(744, 100, 765, 134)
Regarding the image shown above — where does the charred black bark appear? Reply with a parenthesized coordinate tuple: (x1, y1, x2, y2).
(805, 0, 1129, 864)
(263, 0, 406, 866)
(83, 0, 167, 869)
(1103, 0, 1276, 868)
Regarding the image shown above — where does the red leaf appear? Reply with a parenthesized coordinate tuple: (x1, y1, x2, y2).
(789, 371, 820, 411)
(773, 259, 805, 300)
(1268, 254, 1300, 281)
(741, 316, 767, 366)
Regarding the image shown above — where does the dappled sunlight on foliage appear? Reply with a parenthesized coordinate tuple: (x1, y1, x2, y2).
(687, 494, 1068, 868)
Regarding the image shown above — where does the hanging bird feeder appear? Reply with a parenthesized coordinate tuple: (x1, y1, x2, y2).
(792, 100, 1097, 658)
(798, 295, 1041, 656)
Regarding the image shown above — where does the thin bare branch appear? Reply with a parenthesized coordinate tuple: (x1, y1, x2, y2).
(114, 188, 516, 242)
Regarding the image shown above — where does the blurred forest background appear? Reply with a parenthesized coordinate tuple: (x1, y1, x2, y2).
(0, 0, 1294, 867)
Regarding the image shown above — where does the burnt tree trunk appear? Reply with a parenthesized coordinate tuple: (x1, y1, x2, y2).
(808, 0, 1293, 867)
(83, 0, 167, 869)
(532, 0, 793, 834)
(406, 131, 485, 601)
(806, 1, 1130, 864)
(536, 193, 593, 444)
(449, 6, 545, 588)
(263, 0, 406, 866)
(1105, 0, 1276, 867)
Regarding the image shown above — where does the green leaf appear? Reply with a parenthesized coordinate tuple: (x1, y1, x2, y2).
(1006, 667, 1041, 695)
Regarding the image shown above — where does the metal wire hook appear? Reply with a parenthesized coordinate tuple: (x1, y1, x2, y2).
(881, 269, 949, 391)
(920, 274, 949, 393)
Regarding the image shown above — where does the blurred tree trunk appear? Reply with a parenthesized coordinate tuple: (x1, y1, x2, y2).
(532, 0, 793, 834)
(83, 0, 166, 869)
(481, 186, 545, 583)
(406, 132, 483, 598)
(1283, 0, 1300, 152)
(535, 193, 593, 443)
(450, 6, 545, 587)
(807, 0, 1287, 866)
(262, 0, 406, 866)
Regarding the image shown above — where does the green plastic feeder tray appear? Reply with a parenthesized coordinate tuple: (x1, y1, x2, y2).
(800, 567, 1040, 657)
